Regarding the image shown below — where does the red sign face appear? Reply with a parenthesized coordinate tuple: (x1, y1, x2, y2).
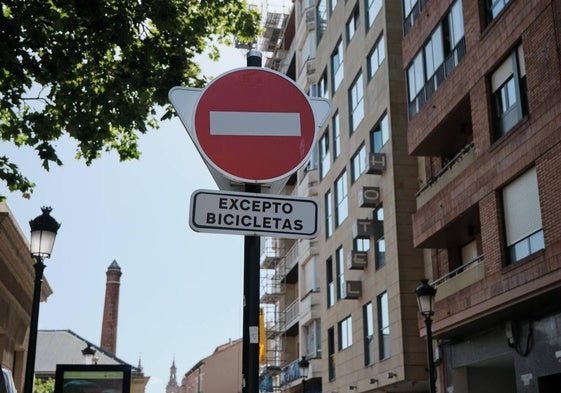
(193, 68, 316, 183)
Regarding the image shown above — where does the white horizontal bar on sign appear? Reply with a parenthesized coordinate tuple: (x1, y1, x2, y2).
(209, 111, 301, 136)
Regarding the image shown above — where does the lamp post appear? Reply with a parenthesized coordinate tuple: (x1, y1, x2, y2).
(298, 356, 309, 393)
(24, 207, 60, 393)
(415, 279, 437, 393)
(82, 343, 97, 365)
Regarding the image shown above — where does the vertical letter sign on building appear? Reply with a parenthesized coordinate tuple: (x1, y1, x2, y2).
(169, 68, 330, 184)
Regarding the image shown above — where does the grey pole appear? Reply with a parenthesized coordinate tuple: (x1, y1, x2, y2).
(242, 49, 262, 393)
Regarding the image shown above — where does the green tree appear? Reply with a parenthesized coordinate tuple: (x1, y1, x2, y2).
(0, 0, 260, 200)
(34, 378, 55, 393)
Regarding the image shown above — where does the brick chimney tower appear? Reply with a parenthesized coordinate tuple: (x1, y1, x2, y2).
(100, 260, 121, 355)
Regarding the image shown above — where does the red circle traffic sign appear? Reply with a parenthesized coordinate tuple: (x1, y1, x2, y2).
(193, 68, 316, 183)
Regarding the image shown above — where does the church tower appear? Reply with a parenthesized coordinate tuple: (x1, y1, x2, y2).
(166, 358, 179, 393)
(100, 260, 121, 355)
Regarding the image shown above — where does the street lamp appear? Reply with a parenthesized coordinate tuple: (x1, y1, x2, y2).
(24, 207, 60, 393)
(415, 279, 437, 393)
(298, 356, 309, 393)
(82, 343, 97, 365)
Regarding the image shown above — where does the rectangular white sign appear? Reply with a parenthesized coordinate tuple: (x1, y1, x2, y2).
(209, 111, 301, 136)
(190, 189, 319, 238)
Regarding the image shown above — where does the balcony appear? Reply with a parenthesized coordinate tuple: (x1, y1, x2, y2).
(416, 142, 475, 208)
(284, 299, 299, 332)
(299, 290, 321, 326)
(284, 242, 299, 274)
(298, 239, 319, 265)
(432, 255, 485, 301)
(279, 358, 304, 387)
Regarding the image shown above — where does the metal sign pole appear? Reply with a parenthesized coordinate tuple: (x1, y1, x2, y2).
(242, 50, 262, 393)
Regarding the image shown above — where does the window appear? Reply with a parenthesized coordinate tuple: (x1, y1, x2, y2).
(330, 0, 338, 15)
(331, 40, 344, 93)
(365, 0, 382, 28)
(303, 256, 318, 294)
(328, 327, 336, 380)
(349, 72, 364, 132)
(406, 0, 465, 118)
(367, 34, 385, 79)
(325, 190, 333, 238)
(370, 113, 389, 152)
(335, 171, 348, 226)
(354, 237, 370, 252)
(407, 52, 425, 113)
(461, 239, 478, 265)
(306, 142, 319, 171)
(338, 315, 353, 350)
(447, 0, 465, 50)
(317, 0, 328, 42)
(424, 26, 445, 95)
(351, 144, 367, 183)
(502, 167, 544, 264)
(332, 111, 341, 159)
(374, 206, 385, 269)
(319, 131, 331, 179)
(491, 46, 527, 138)
(403, 0, 422, 35)
(336, 246, 345, 300)
(318, 70, 329, 99)
(346, 4, 360, 44)
(305, 320, 322, 359)
(363, 302, 374, 365)
(326, 257, 335, 307)
(486, 0, 512, 22)
(377, 291, 390, 359)
(2, 367, 17, 393)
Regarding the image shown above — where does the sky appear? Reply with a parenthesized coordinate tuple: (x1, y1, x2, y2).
(1, 44, 254, 393)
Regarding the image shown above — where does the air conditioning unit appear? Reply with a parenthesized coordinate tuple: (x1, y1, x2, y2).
(342, 280, 362, 299)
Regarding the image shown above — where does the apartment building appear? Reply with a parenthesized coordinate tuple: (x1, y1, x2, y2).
(403, 0, 561, 392)
(259, 1, 428, 392)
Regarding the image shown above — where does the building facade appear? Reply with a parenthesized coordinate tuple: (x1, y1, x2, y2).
(180, 338, 243, 393)
(0, 203, 53, 393)
(258, 1, 428, 392)
(403, 0, 561, 393)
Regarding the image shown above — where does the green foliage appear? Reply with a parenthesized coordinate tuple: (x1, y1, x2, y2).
(34, 378, 55, 393)
(0, 0, 261, 199)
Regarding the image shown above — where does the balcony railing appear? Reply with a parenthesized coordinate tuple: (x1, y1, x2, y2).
(284, 242, 299, 272)
(284, 299, 299, 329)
(279, 358, 304, 386)
(416, 142, 474, 207)
(432, 255, 485, 300)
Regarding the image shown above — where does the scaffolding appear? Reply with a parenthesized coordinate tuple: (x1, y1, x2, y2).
(260, 236, 300, 392)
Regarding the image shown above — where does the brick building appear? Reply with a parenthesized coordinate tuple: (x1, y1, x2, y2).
(404, 0, 561, 392)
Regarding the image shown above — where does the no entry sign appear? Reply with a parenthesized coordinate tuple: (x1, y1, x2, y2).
(169, 68, 330, 184)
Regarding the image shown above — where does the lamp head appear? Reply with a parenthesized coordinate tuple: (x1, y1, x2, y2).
(29, 207, 61, 259)
(415, 279, 437, 317)
(82, 343, 97, 365)
(298, 356, 310, 379)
